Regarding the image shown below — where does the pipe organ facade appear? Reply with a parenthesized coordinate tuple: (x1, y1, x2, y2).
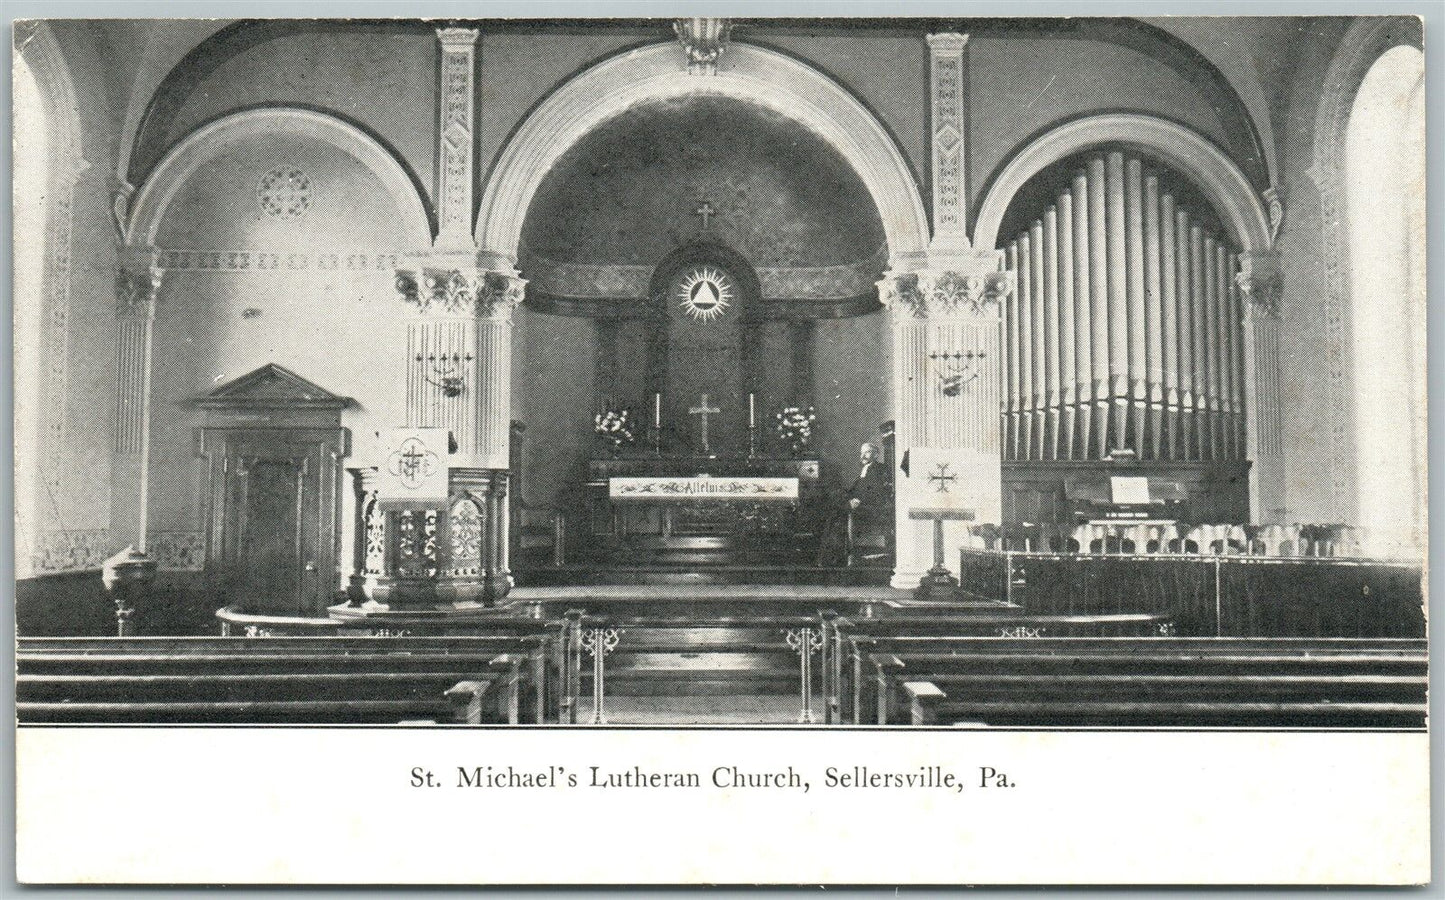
(999, 151, 1251, 525)
(1001, 150, 1248, 465)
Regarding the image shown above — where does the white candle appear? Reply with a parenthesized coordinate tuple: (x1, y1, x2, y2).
(653, 392, 662, 429)
(748, 392, 756, 428)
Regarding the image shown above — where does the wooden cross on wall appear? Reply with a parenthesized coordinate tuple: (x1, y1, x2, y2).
(689, 393, 720, 453)
(693, 199, 715, 230)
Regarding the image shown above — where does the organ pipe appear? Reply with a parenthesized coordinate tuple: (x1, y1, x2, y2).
(1000, 153, 1246, 464)
(1125, 158, 1147, 457)
(1043, 207, 1061, 460)
(1057, 190, 1077, 461)
(1105, 152, 1128, 451)
(1189, 223, 1207, 459)
(1176, 209, 1195, 459)
(1005, 241, 1020, 460)
(1087, 157, 1110, 458)
(1071, 173, 1093, 459)
(1160, 193, 1179, 460)
(1017, 232, 1034, 458)
(1030, 219, 1047, 460)
(1143, 175, 1164, 460)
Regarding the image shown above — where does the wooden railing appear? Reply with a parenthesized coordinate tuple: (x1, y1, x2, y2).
(959, 547, 1424, 638)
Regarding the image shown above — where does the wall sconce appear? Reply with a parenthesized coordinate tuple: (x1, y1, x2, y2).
(929, 349, 986, 396)
(415, 351, 473, 398)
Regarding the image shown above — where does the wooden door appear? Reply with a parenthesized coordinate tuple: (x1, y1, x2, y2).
(210, 435, 335, 617)
(230, 452, 310, 613)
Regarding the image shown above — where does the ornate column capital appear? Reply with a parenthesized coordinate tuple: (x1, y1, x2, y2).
(436, 26, 479, 47)
(674, 18, 732, 75)
(395, 258, 526, 320)
(116, 245, 162, 318)
(925, 32, 969, 53)
(1235, 251, 1283, 319)
(878, 267, 1013, 322)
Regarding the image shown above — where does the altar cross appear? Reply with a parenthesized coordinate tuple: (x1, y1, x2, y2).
(693, 199, 715, 230)
(689, 393, 721, 453)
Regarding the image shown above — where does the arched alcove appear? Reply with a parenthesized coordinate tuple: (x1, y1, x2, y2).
(13, 23, 90, 577)
(974, 113, 1271, 254)
(126, 107, 432, 249)
(475, 41, 929, 273)
(1345, 45, 1425, 558)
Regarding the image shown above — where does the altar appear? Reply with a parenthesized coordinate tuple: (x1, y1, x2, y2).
(583, 455, 824, 564)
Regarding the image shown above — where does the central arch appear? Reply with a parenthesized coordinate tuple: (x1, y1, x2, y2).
(475, 42, 930, 272)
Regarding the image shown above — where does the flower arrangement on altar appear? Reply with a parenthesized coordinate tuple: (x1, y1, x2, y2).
(774, 406, 816, 455)
(594, 407, 636, 449)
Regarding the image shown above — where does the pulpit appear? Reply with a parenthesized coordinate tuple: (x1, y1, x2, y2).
(583, 456, 823, 564)
(344, 465, 510, 609)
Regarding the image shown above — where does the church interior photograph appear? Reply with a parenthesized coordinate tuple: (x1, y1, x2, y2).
(12, 15, 1427, 727)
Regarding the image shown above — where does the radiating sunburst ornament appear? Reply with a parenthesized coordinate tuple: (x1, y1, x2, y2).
(675, 266, 735, 323)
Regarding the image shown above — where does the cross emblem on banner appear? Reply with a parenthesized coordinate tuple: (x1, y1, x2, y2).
(927, 462, 957, 493)
(688, 393, 720, 453)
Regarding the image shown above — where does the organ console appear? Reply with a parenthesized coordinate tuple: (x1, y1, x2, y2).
(1000, 150, 1250, 526)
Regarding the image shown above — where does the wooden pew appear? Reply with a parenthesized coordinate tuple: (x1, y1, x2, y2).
(824, 613, 1173, 724)
(16, 635, 553, 725)
(858, 637, 1426, 728)
(848, 636, 1424, 725)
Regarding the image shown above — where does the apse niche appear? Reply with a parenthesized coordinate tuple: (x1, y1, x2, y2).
(512, 96, 892, 511)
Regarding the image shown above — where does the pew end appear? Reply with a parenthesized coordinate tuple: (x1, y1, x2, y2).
(445, 680, 494, 725)
(904, 681, 946, 726)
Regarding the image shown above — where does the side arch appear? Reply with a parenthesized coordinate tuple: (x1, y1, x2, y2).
(475, 42, 930, 272)
(973, 113, 1271, 253)
(125, 106, 432, 249)
(1307, 17, 1424, 524)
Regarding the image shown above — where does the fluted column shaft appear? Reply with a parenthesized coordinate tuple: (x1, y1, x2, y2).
(1238, 252, 1284, 521)
(880, 264, 1011, 589)
(113, 246, 163, 553)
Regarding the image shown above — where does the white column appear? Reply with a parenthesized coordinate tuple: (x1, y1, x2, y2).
(880, 265, 1012, 589)
(112, 246, 162, 552)
(1236, 252, 1285, 523)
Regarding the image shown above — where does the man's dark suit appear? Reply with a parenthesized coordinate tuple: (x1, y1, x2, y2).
(817, 460, 892, 566)
(846, 461, 890, 528)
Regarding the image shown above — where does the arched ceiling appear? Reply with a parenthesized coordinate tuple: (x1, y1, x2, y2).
(518, 95, 887, 273)
(123, 17, 1279, 234)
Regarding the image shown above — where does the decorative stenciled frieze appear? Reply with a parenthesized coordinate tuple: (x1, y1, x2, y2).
(31, 528, 110, 573)
(927, 33, 969, 244)
(436, 28, 479, 248)
(149, 530, 206, 571)
(395, 267, 527, 319)
(156, 248, 401, 272)
(674, 18, 732, 75)
(524, 245, 891, 301)
(878, 269, 1013, 320)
